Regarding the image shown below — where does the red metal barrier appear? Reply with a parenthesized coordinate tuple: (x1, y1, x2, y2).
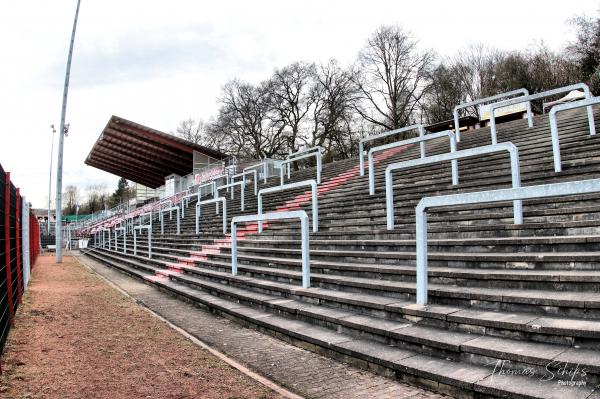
(0, 162, 40, 370)
(4, 172, 14, 326)
(29, 210, 39, 266)
(15, 189, 21, 305)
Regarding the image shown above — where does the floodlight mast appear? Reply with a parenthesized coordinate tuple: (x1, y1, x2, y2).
(55, 0, 82, 263)
(48, 125, 56, 235)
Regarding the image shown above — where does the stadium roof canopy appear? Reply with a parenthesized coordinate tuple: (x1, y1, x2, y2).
(85, 116, 227, 188)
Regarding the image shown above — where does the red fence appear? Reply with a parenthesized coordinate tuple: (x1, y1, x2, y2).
(0, 161, 40, 365)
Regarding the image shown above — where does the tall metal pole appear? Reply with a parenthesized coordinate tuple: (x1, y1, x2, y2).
(48, 125, 56, 235)
(55, 0, 82, 263)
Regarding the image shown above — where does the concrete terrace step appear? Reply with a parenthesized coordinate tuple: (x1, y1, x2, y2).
(85, 248, 599, 399)
(89, 248, 600, 341)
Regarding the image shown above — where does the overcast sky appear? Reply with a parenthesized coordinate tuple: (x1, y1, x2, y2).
(0, 0, 597, 208)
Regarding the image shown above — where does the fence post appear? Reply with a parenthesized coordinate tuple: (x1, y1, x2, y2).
(15, 189, 22, 304)
(4, 172, 14, 325)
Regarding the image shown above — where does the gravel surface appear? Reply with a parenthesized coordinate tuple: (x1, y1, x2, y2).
(0, 254, 280, 399)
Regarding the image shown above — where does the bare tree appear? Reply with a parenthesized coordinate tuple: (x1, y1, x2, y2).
(309, 60, 360, 159)
(213, 79, 285, 158)
(421, 63, 467, 123)
(173, 118, 206, 144)
(354, 25, 435, 132)
(63, 185, 79, 215)
(267, 62, 316, 153)
(567, 14, 600, 93)
(85, 184, 108, 214)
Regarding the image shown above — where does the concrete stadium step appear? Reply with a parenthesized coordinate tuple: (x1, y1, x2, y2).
(88, 247, 600, 343)
(85, 248, 599, 399)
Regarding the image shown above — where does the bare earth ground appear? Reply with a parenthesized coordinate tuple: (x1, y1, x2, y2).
(0, 254, 280, 399)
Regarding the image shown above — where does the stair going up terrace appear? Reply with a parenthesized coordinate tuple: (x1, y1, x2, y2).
(86, 106, 600, 399)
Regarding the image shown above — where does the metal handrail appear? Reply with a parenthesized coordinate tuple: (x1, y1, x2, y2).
(212, 174, 231, 192)
(280, 152, 321, 185)
(258, 179, 318, 233)
(289, 146, 322, 159)
(231, 210, 310, 288)
(415, 178, 600, 305)
(453, 88, 530, 142)
(159, 206, 180, 235)
(196, 181, 217, 197)
(217, 181, 245, 211)
(549, 97, 599, 172)
(196, 181, 219, 214)
(232, 169, 258, 195)
(102, 228, 111, 250)
(114, 226, 126, 253)
(287, 146, 323, 177)
(489, 83, 594, 144)
(180, 192, 198, 219)
(196, 197, 227, 235)
(359, 124, 426, 176)
(133, 223, 152, 258)
(385, 143, 522, 229)
(368, 130, 458, 195)
(244, 162, 269, 184)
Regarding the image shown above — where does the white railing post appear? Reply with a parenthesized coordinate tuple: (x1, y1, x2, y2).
(258, 180, 318, 233)
(385, 143, 522, 230)
(195, 197, 227, 235)
(549, 96, 599, 172)
(160, 206, 181, 235)
(244, 161, 269, 184)
(217, 181, 245, 211)
(414, 178, 600, 305)
(359, 124, 426, 176)
(368, 130, 458, 195)
(489, 83, 593, 143)
(280, 151, 322, 185)
(115, 226, 126, 253)
(453, 89, 530, 142)
(232, 169, 258, 196)
(231, 210, 310, 288)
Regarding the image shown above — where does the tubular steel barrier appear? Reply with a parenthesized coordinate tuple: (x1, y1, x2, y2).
(258, 179, 318, 233)
(217, 181, 245, 211)
(244, 162, 269, 184)
(196, 197, 227, 235)
(549, 97, 599, 172)
(232, 169, 258, 196)
(180, 192, 198, 219)
(453, 89, 530, 142)
(160, 206, 181, 235)
(489, 83, 594, 145)
(231, 210, 310, 288)
(369, 130, 458, 195)
(212, 174, 231, 192)
(287, 146, 323, 177)
(385, 143, 522, 229)
(280, 152, 322, 185)
(359, 124, 426, 176)
(0, 162, 40, 359)
(102, 228, 112, 250)
(133, 223, 152, 258)
(114, 226, 126, 253)
(195, 181, 219, 214)
(415, 178, 600, 305)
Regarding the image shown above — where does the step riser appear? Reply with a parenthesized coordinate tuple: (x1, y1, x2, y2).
(163, 270, 600, 386)
(93, 247, 600, 348)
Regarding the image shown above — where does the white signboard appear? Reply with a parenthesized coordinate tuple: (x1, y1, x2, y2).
(479, 102, 527, 121)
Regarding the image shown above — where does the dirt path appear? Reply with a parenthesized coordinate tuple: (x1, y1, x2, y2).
(0, 254, 281, 399)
